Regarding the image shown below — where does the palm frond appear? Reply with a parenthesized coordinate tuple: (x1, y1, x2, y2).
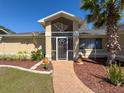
(80, 0, 94, 10)
(81, 0, 107, 28)
(120, 0, 124, 10)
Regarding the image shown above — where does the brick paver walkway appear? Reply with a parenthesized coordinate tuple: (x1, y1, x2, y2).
(52, 61, 95, 93)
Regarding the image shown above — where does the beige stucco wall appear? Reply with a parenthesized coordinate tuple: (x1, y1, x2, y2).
(0, 32, 123, 60)
(0, 36, 45, 55)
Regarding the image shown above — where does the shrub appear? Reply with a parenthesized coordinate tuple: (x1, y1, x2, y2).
(0, 52, 28, 61)
(36, 49, 43, 61)
(0, 55, 6, 60)
(23, 51, 28, 60)
(0, 55, 16, 61)
(17, 51, 28, 61)
(31, 49, 43, 61)
(10, 55, 17, 60)
(31, 51, 37, 61)
(106, 63, 124, 86)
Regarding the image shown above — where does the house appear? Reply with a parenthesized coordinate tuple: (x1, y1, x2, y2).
(0, 28, 11, 34)
(0, 11, 124, 61)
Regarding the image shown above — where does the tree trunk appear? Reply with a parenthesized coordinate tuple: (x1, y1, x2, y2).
(106, 3, 121, 65)
(107, 50, 116, 64)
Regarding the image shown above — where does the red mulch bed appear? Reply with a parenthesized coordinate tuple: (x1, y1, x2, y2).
(35, 62, 53, 71)
(74, 58, 124, 93)
(35, 64, 45, 71)
(0, 60, 53, 71)
(0, 60, 37, 69)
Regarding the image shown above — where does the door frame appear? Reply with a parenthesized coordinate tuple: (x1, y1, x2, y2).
(56, 37, 68, 60)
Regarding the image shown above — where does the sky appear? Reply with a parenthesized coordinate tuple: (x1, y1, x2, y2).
(0, 0, 86, 33)
(0, 0, 124, 33)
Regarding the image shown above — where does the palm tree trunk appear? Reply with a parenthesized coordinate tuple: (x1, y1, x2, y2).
(106, 3, 121, 64)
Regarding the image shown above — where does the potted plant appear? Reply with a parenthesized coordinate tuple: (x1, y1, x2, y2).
(43, 53, 49, 70)
(75, 55, 83, 64)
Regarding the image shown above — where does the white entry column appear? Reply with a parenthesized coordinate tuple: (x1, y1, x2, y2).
(45, 22, 52, 60)
(73, 21, 79, 60)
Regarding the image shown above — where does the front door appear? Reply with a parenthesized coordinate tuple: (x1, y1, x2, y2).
(56, 37, 68, 60)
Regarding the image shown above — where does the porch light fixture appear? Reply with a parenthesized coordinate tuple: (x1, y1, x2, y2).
(73, 31, 79, 36)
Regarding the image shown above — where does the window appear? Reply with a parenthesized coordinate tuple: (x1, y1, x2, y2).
(95, 38, 102, 49)
(79, 38, 102, 49)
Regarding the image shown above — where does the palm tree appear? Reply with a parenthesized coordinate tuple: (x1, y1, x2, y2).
(80, 0, 124, 64)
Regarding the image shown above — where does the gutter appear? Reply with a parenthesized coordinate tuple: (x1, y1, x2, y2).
(0, 33, 45, 37)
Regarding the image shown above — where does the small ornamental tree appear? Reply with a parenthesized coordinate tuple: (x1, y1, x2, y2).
(80, 0, 124, 64)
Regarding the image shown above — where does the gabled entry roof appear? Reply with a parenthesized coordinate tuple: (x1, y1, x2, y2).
(38, 11, 82, 27)
(0, 28, 9, 34)
(0, 26, 15, 34)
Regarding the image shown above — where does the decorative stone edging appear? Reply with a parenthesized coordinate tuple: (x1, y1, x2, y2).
(30, 60, 43, 70)
(0, 65, 53, 74)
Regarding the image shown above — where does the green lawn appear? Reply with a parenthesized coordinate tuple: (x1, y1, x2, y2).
(0, 68, 54, 93)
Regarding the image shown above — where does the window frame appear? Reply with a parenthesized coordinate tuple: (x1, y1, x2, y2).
(79, 38, 102, 49)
